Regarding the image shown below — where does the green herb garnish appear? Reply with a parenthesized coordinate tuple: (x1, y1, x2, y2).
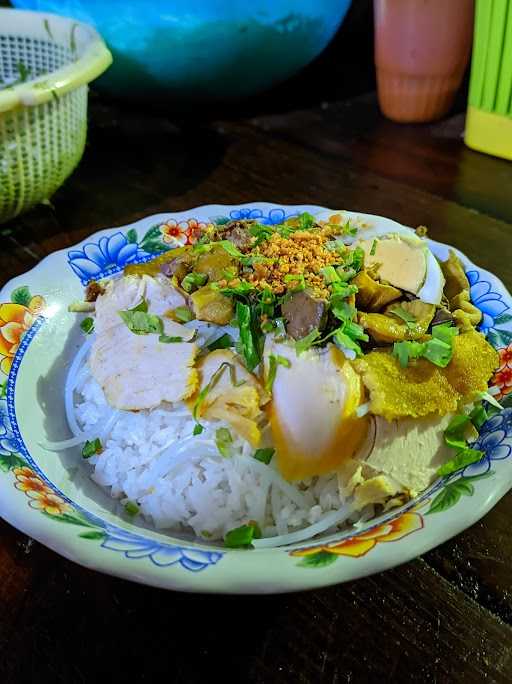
(444, 414, 471, 450)
(298, 212, 315, 231)
(284, 274, 306, 291)
(437, 447, 484, 477)
(174, 306, 194, 322)
(82, 438, 102, 459)
(469, 404, 488, 430)
(207, 333, 235, 351)
(370, 239, 378, 256)
(80, 317, 94, 334)
(119, 298, 164, 335)
(236, 301, 262, 371)
(389, 305, 417, 330)
(181, 272, 208, 293)
(215, 427, 233, 457)
(476, 390, 503, 411)
(392, 323, 458, 368)
(253, 448, 275, 465)
(320, 266, 340, 285)
(224, 521, 262, 548)
(193, 423, 204, 436)
(159, 334, 184, 343)
(265, 354, 291, 392)
(295, 328, 321, 355)
(124, 500, 140, 516)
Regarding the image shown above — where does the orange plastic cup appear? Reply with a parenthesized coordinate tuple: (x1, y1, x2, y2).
(374, 0, 475, 123)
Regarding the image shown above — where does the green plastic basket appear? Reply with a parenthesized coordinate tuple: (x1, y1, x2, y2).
(0, 8, 112, 223)
(465, 0, 512, 159)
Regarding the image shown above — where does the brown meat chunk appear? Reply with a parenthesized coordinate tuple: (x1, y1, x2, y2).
(281, 290, 327, 340)
(218, 221, 253, 251)
(85, 281, 105, 302)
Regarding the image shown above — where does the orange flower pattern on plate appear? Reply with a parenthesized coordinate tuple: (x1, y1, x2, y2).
(492, 343, 512, 400)
(291, 512, 424, 559)
(13, 467, 70, 515)
(0, 296, 45, 375)
(159, 219, 207, 247)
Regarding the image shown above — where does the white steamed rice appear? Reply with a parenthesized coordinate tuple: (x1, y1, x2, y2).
(64, 337, 357, 544)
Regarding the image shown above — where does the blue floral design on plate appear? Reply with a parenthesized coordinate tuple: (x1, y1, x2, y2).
(462, 409, 512, 477)
(102, 525, 223, 571)
(68, 232, 141, 283)
(227, 207, 299, 225)
(0, 397, 21, 457)
(467, 270, 510, 333)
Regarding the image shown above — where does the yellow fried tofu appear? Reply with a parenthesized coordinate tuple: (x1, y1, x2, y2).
(444, 329, 499, 400)
(354, 351, 459, 420)
(354, 330, 499, 420)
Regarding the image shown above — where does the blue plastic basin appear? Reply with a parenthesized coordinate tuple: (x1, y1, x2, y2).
(12, 0, 352, 99)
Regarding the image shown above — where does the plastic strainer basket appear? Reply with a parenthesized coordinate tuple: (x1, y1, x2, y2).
(0, 9, 111, 223)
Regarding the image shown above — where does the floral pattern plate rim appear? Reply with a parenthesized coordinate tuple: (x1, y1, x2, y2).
(0, 203, 511, 594)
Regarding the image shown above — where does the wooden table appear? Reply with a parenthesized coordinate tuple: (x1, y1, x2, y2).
(1, 92, 512, 683)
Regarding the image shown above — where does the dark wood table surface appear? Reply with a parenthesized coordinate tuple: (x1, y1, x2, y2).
(1, 91, 512, 684)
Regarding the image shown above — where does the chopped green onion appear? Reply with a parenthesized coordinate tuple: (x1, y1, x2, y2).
(295, 328, 320, 355)
(174, 306, 194, 322)
(224, 521, 262, 548)
(80, 317, 95, 334)
(437, 447, 484, 477)
(217, 280, 256, 297)
(320, 266, 340, 285)
(392, 340, 426, 368)
(265, 354, 291, 392)
(284, 274, 306, 291)
(470, 404, 488, 430)
(207, 333, 235, 351)
(181, 272, 208, 293)
(253, 448, 275, 465)
(421, 337, 453, 368)
(432, 322, 459, 344)
(298, 212, 315, 230)
(444, 414, 471, 450)
(344, 246, 364, 273)
(193, 423, 204, 436)
(236, 301, 261, 371)
(476, 391, 503, 411)
(389, 305, 417, 330)
(82, 438, 102, 459)
(342, 220, 357, 237)
(370, 239, 377, 256)
(159, 334, 184, 343)
(215, 427, 233, 457)
(124, 500, 139, 516)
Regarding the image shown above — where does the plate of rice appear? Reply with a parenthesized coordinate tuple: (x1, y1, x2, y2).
(1, 203, 511, 593)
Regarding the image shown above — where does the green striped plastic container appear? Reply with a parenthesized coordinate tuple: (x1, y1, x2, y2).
(0, 9, 111, 224)
(465, 0, 512, 159)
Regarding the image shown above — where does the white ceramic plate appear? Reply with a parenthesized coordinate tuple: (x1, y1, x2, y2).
(1, 203, 511, 594)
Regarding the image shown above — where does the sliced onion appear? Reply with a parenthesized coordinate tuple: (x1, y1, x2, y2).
(65, 337, 94, 436)
(252, 505, 353, 548)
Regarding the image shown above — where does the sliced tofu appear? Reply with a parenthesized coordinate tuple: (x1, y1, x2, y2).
(338, 413, 453, 506)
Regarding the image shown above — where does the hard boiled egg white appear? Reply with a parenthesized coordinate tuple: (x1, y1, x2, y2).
(265, 340, 369, 481)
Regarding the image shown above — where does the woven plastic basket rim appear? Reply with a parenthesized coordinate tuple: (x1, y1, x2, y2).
(0, 7, 112, 113)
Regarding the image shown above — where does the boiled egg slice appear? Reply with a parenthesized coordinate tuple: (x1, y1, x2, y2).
(265, 340, 369, 481)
